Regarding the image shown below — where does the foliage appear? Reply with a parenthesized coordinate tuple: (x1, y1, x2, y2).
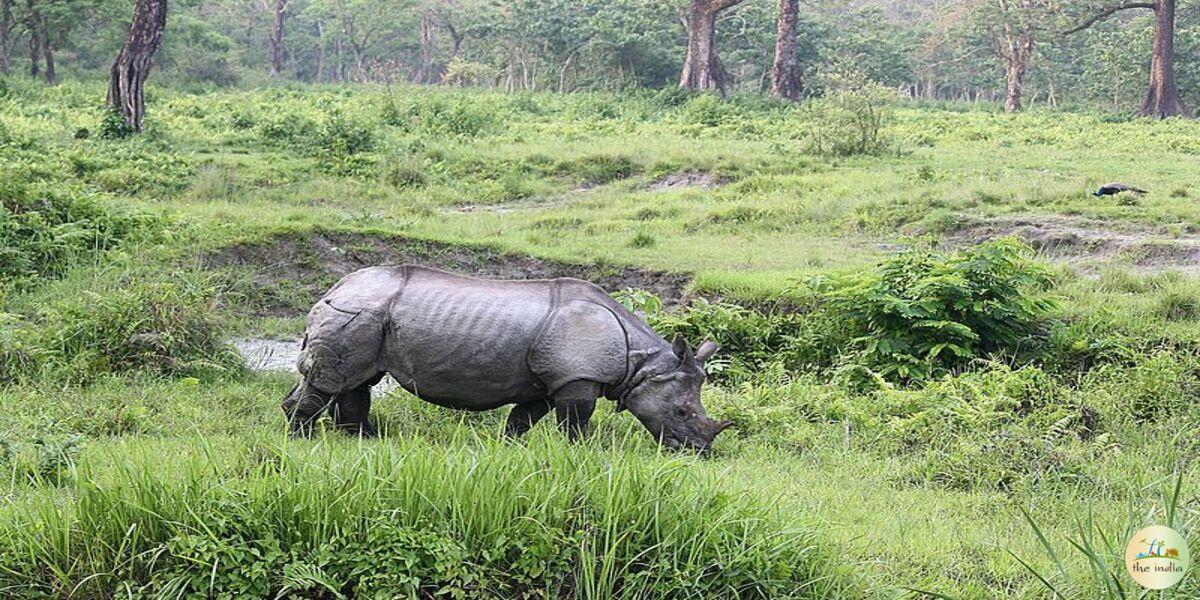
(799, 67, 898, 156)
(0, 275, 242, 384)
(0, 437, 838, 598)
(0, 179, 161, 290)
(823, 238, 1056, 383)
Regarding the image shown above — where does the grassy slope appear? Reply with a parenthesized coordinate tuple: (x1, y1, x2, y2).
(1, 80, 1198, 598)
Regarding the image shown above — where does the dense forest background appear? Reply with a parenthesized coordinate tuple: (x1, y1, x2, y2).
(2, 0, 1198, 114)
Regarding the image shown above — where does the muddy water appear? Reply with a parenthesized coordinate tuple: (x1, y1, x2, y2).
(233, 338, 301, 372)
(233, 338, 401, 393)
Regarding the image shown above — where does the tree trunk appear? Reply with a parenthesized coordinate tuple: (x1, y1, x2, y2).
(1002, 30, 1033, 112)
(770, 0, 800, 100)
(314, 19, 324, 83)
(268, 0, 286, 77)
(41, 36, 54, 84)
(107, 0, 167, 133)
(24, 0, 38, 77)
(1140, 0, 1189, 118)
(416, 11, 434, 83)
(0, 0, 12, 74)
(679, 0, 743, 93)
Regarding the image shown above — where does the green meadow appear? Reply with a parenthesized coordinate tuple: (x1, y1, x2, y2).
(0, 79, 1197, 598)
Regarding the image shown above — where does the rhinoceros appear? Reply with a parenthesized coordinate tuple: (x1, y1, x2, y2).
(282, 265, 732, 451)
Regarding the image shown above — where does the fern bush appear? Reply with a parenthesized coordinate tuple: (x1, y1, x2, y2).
(823, 238, 1057, 383)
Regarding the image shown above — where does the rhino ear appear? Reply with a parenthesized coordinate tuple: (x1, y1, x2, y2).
(695, 341, 718, 364)
(671, 333, 689, 361)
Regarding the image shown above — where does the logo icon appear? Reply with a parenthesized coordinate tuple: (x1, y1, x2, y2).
(1125, 525, 1190, 590)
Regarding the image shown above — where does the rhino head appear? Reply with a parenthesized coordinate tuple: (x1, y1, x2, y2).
(621, 334, 732, 454)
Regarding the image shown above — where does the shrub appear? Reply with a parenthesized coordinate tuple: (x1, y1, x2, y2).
(312, 111, 376, 156)
(681, 94, 737, 127)
(387, 95, 496, 137)
(97, 107, 135, 139)
(617, 293, 839, 382)
(822, 238, 1056, 383)
(799, 67, 898, 156)
(0, 182, 162, 290)
(0, 275, 241, 383)
(382, 157, 428, 189)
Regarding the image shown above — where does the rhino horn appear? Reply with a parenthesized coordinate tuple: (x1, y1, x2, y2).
(709, 419, 734, 439)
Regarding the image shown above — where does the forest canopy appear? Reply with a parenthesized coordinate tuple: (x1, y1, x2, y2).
(0, 0, 1197, 115)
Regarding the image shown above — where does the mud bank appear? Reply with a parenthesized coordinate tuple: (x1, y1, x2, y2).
(204, 230, 693, 316)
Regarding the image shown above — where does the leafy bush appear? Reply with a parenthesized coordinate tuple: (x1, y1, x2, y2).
(97, 107, 135, 139)
(616, 292, 840, 382)
(0, 181, 162, 290)
(386, 95, 497, 137)
(799, 67, 898, 156)
(0, 276, 241, 383)
(822, 238, 1056, 383)
(312, 111, 376, 156)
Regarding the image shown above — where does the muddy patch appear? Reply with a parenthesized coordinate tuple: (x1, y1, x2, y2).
(203, 230, 692, 317)
(648, 172, 721, 191)
(946, 216, 1200, 274)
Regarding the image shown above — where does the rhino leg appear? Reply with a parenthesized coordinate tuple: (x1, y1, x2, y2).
(504, 400, 552, 437)
(285, 382, 335, 437)
(553, 380, 600, 441)
(331, 381, 378, 437)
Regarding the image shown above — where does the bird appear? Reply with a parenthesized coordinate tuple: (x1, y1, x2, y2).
(1094, 182, 1147, 197)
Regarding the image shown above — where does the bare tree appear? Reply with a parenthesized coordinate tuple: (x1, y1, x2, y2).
(770, 0, 800, 100)
(1065, 0, 1190, 118)
(679, 0, 748, 93)
(107, 0, 167, 132)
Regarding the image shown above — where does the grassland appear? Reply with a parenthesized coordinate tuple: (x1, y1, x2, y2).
(0, 78, 1198, 598)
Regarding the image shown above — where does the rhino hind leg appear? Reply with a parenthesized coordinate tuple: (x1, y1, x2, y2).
(504, 400, 552, 437)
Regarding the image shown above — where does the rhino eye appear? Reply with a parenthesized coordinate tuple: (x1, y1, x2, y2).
(675, 406, 688, 416)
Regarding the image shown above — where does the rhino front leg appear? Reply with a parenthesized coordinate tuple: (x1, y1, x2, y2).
(554, 381, 600, 442)
(505, 400, 552, 437)
(284, 382, 335, 437)
(332, 383, 377, 437)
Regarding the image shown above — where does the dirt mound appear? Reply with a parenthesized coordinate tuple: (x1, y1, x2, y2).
(946, 216, 1200, 274)
(203, 230, 693, 317)
(649, 172, 721, 191)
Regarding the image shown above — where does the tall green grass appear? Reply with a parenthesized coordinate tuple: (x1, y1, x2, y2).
(0, 431, 844, 598)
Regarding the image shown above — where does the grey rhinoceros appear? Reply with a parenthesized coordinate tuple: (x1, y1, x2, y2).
(282, 265, 732, 451)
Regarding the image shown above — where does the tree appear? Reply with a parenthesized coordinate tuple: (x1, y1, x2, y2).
(770, 0, 800, 99)
(0, 0, 13, 74)
(982, 0, 1055, 113)
(108, 0, 167, 133)
(261, 0, 288, 77)
(679, 0, 748, 93)
(1066, 0, 1191, 118)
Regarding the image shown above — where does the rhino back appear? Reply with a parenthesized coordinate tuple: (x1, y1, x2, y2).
(380, 266, 559, 408)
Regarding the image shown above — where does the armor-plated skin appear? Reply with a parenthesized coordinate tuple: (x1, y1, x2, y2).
(282, 265, 732, 451)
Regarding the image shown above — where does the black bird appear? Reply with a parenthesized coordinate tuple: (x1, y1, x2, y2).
(1093, 182, 1147, 197)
